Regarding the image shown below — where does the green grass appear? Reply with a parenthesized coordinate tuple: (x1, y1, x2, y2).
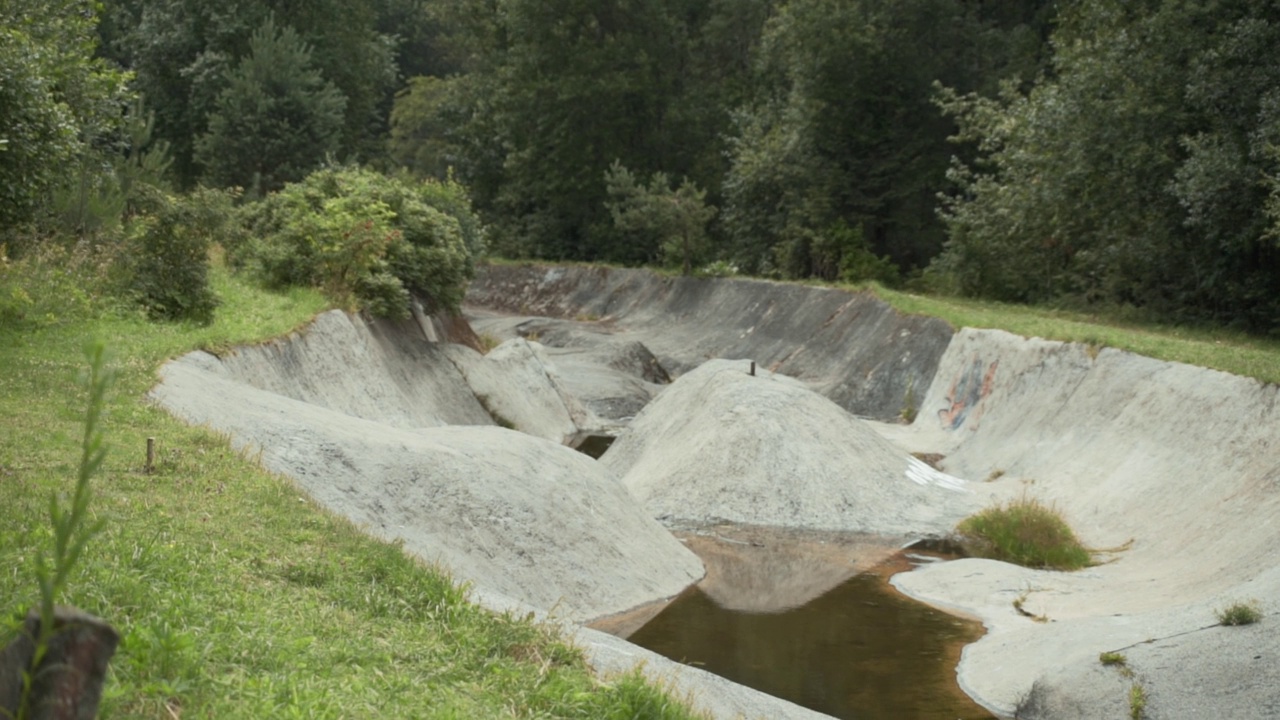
(0, 263, 701, 719)
(863, 283, 1280, 386)
(1129, 682, 1147, 719)
(1215, 600, 1263, 627)
(1099, 652, 1127, 667)
(954, 496, 1092, 571)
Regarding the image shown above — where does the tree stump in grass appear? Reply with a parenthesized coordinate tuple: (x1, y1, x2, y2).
(0, 607, 119, 720)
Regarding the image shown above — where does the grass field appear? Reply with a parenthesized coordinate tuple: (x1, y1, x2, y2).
(0, 266, 700, 719)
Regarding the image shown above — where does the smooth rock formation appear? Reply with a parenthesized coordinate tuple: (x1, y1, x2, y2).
(151, 323, 703, 623)
(444, 338, 594, 442)
(601, 359, 980, 536)
(204, 309, 493, 428)
(468, 264, 954, 421)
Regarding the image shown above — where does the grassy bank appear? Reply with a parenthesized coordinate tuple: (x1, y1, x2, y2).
(866, 284, 1280, 386)
(484, 259, 1280, 385)
(0, 267, 698, 719)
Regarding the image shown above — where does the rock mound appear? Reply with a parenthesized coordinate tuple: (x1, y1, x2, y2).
(601, 359, 979, 536)
(444, 338, 594, 442)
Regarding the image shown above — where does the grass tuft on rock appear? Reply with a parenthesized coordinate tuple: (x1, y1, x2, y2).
(955, 496, 1091, 570)
(1216, 599, 1263, 626)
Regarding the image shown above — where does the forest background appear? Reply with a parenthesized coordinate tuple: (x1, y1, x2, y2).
(3, 0, 1280, 332)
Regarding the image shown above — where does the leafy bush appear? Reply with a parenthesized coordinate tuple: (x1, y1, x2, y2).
(237, 167, 475, 318)
(955, 495, 1092, 570)
(123, 186, 235, 324)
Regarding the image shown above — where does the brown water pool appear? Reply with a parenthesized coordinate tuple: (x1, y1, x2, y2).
(619, 529, 995, 720)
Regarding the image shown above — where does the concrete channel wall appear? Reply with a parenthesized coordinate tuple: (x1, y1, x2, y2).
(468, 264, 955, 422)
(149, 262, 1280, 719)
(470, 264, 1280, 720)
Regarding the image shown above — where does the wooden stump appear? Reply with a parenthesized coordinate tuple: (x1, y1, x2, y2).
(0, 607, 120, 720)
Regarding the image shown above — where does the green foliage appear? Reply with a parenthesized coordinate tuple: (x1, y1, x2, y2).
(722, 0, 1045, 279)
(195, 16, 348, 194)
(1099, 652, 1127, 667)
(46, 96, 175, 240)
(936, 0, 1280, 332)
(1216, 599, 1263, 627)
(17, 340, 114, 719)
(1129, 682, 1147, 719)
(100, 0, 397, 187)
(0, 241, 120, 329)
(433, 0, 772, 264)
(123, 186, 233, 323)
(238, 167, 475, 316)
(605, 162, 717, 275)
(388, 75, 458, 181)
(0, 1, 132, 247)
(413, 171, 488, 259)
(955, 496, 1092, 571)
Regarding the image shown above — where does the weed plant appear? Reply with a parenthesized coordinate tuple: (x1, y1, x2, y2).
(0, 261, 701, 719)
(1129, 682, 1147, 719)
(955, 496, 1091, 570)
(9, 341, 114, 719)
(1099, 652, 1127, 667)
(1216, 600, 1263, 626)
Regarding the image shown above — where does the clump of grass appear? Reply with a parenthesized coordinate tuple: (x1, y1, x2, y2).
(1129, 682, 1147, 719)
(1215, 599, 1263, 626)
(899, 377, 918, 423)
(478, 332, 501, 353)
(955, 495, 1091, 570)
(1099, 651, 1127, 668)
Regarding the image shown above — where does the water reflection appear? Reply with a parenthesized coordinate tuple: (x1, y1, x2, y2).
(626, 531, 994, 720)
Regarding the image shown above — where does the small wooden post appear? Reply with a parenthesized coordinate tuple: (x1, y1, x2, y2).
(145, 437, 155, 474)
(749, 361, 756, 377)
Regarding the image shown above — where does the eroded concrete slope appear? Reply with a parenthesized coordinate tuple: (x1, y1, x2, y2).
(205, 309, 494, 428)
(469, 264, 953, 421)
(886, 328, 1280, 718)
(601, 359, 979, 536)
(468, 265, 1280, 720)
(150, 312, 704, 624)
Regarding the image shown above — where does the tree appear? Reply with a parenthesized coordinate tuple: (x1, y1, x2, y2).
(605, 162, 716, 275)
(721, 0, 1046, 279)
(388, 76, 458, 179)
(195, 16, 347, 194)
(427, 0, 774, 263)
(99, 0, 396, 187)
(936, 0, 1280, 330)
(0, 1, 131, 247)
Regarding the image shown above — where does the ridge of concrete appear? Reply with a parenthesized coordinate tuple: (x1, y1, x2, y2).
(468, 264, 954, 421)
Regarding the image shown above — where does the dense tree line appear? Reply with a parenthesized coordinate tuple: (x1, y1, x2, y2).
(3, 0, 1279, 331)
(408, 0, 1051, 274)
(939, 0, 1280, 330)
